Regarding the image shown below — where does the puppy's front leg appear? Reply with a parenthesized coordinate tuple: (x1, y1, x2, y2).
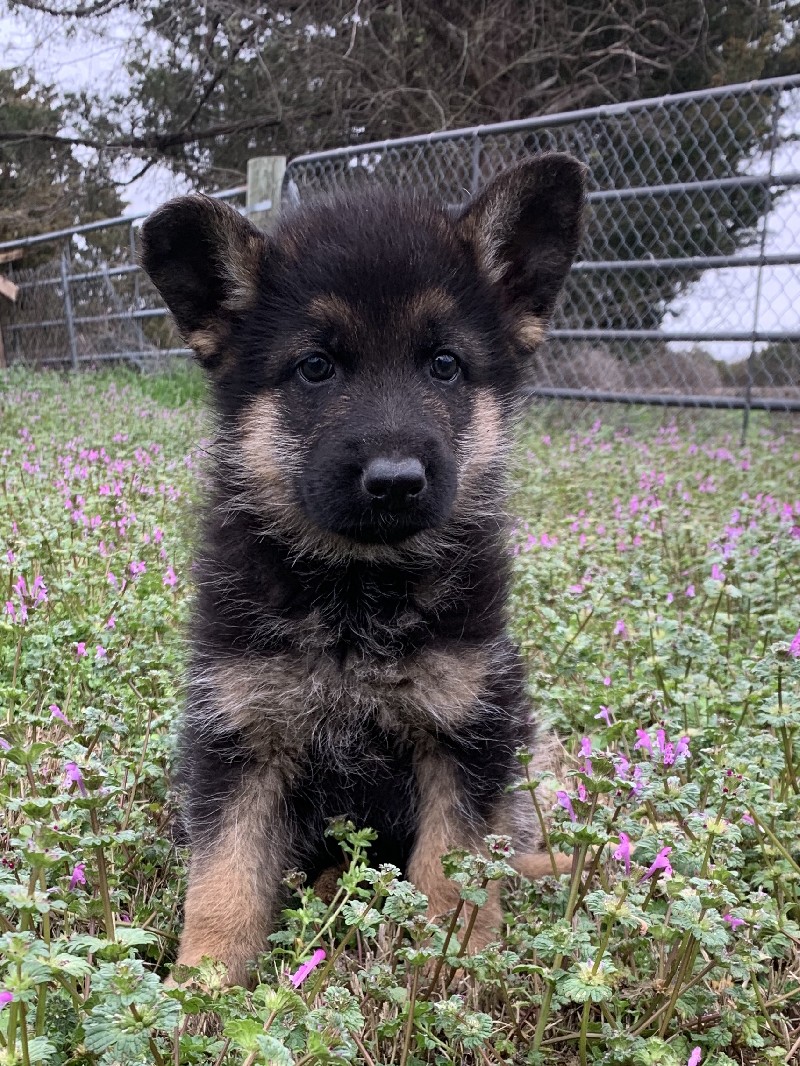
(407, 749, 503, 951)
(177, 770, 288, 988)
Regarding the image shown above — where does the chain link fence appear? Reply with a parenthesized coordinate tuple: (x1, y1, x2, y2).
(286, 75, 800, 419)
(1, 76, 798, 427)
(0, 187, 246, 370)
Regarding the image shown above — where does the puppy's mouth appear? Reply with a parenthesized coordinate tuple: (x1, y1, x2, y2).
(335, 506, 435, 545)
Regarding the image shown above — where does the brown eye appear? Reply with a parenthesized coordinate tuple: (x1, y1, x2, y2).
(298, 353, 335, 383)
(430, 351, 460, 382)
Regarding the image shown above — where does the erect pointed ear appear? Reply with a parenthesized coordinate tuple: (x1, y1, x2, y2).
(457, 154, 586, 348)
(138, 194, 267, 367)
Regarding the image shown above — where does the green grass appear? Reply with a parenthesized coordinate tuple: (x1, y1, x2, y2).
(0, 366, 798, 1065)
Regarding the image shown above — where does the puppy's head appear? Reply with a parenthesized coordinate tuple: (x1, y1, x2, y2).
(140, 157, 585, 552)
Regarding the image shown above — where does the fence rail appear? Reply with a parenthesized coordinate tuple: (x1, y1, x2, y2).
(1, 76, 799, 430)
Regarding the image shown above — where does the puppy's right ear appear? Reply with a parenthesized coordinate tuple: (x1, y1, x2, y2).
(139, 195, 267, 367)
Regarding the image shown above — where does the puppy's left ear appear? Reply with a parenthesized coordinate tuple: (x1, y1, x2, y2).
(458, 154, 586, 347)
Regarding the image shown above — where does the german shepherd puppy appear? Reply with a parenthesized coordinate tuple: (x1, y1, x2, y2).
(140, 154, 585, 988)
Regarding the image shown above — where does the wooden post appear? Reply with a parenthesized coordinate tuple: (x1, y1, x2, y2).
(246, 155, 286, 230)
(0, 253, 22, 370)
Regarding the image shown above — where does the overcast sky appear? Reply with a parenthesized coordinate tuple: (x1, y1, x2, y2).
(1, 6, 798, 363)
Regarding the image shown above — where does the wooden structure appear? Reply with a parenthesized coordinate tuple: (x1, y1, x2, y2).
(0, 248, 23, 368)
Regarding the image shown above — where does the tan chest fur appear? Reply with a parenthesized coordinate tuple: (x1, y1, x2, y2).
(191, 641, 494, 761)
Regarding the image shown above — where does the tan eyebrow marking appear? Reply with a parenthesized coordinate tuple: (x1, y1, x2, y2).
(405, 287, 457, 324)
(306, 293, 360, 332)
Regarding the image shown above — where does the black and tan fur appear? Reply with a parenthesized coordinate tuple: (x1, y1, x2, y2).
(140, 155, 586, 987)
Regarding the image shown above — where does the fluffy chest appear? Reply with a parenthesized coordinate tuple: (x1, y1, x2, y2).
(190, 641, 489, 754)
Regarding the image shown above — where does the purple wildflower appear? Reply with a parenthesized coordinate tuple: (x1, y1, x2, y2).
(674, 735, 690, 759)
(580, 736, 592, 775)
(288, 948, 326, 988)
(639, 846, 673, 882)
(49, 704, 70, 726)
(556, 791, 577, 822)
(687, 1049, 701, 1066)
(630, 765, 646, 795)
(0, 738, 10, 751)
(96, 645, 107, 660)
(602, 676, 611, 687)
(666, 592, 674, 604)
(613, 832, 631, 874)
(613, 619, 628, 638)
(614, 753, 630, 777)
(75, 642, 87, 658)
(723, 914, 745, 930)
(595, 705, 611, 725)
(742, 813, 755, 825)
(790, 628, 800, 659)
(0, 990, 13, 1008)
(635, 729, 652, 754)
(711, 564, 724, 582)
(69, 863, 86, 890)
(163, 566, 177, 587)
(685, 584, 696, 598)
(65, 761, 88, 797)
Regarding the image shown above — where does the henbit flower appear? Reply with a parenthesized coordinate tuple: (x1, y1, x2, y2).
(556, 791, 577, 822)
(65, 761, 88, 797)
(288, 948, 326, 988)
(790, 628, 800, 659)
(49, 704, 70, 726)
(595, 706, 611, 725)
(742, 813, 755, 826)
(95, 645, 107, 660)
(614, 753, 630, 778)
(75, 642, 87, 658)
(685, 584, 696, 598)
(613, 832, 631, 874)
(613, 618, 628, 638)
(580, 737, 592, 775)
(577, 781, 588, 802)
(69, 862, 86, 890)
(687, 1049, 701, 1066)
(106, 615, 116, 630)
(666, 592, 674, 604)
(711, 563, 724, 582)
(639, 846, 673, 883)
(635, 729, 652, 754)
(723, 913, 745, 930)
(603, 676, 611, 687)
(674, 735, 690, 759)
(0, 990, 13, 1008)
(163, 566, 177, 587)
(630, 766, 646, 796)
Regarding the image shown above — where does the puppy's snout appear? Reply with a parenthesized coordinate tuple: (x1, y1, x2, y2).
(361, 457, 427, 505)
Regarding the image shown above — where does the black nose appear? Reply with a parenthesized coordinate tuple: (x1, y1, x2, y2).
(362, 457, 427, 504)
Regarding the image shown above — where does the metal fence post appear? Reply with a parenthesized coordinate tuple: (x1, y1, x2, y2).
(60, 247, 78, 371)
(470, 133, 482, 194)
(247, 156, 287, 230)
(741, 90, 782, 444)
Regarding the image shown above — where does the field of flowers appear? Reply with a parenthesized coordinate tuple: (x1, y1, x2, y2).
(0, 366, 798, 1066)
